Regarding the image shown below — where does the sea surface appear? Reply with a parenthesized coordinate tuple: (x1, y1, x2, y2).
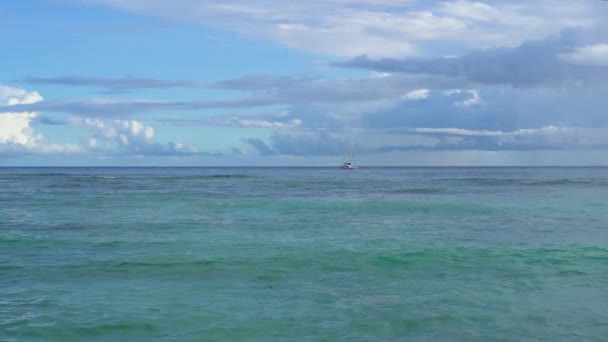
(1, 167, 608, 341)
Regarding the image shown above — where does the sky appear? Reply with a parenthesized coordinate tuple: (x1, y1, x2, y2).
(1, 0, 608, 166)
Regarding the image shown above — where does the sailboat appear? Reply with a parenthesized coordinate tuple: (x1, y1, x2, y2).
(340, 146, 358, 169)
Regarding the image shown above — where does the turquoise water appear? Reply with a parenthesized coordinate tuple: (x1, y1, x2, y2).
(1, 167, 608, 341)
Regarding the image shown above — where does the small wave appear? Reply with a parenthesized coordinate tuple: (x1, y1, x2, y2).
(0, 313, 41, 327)
(155, 174, 257, 180)
(439, 177, 521, 185)
(196, 198, 499, 215)
(1, 173, 257, 181)
(71, 175, 118, 179)
(0, 173, 72, 178)
(56, 259, 226, 274)
(390, 188, 445, 194)
(439, 177, 606, 187)
(0, 265, 23, 271)
(354, 245, 608, 271)
(525, 179, 596, 186)
(111, 260, 221, 268)
(0, 235, 72, 247)
(558, 269, 588, 276)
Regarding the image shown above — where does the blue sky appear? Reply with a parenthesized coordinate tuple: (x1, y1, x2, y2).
(2, 0, 608, 166)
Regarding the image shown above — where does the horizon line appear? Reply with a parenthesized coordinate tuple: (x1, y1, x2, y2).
(2, 165, 608, 168)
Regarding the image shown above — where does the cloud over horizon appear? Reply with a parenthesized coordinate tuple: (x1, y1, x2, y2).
(3, 0, 608, 165)
(0, 84, 81, 156)
(0, 83, 217, 160)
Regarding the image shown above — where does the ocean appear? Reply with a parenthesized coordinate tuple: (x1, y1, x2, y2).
(1, 167, 607, 341)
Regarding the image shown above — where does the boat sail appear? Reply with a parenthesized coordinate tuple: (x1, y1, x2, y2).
(340, 146, 358, 169)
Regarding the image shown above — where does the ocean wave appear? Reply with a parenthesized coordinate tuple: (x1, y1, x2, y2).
(201, 198, 500, 215)
(71, 175, 118, 179)
(525, 179, 601, 186)
(0, 173, 72, 178)
(154, 174, 257, 180)
(11, 246, 604, 275)
(0, 235, 68, 245)
(388, 188, 446, 194)
(438, 177, 607, 187)
(0, 173, 257, 181)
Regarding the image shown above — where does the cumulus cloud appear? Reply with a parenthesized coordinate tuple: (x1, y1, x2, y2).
(0, 84, 80, 156)
(0, 112, 41, 146)
(0, 84, 42, 148)
(0, 84, 215, 159)
(72, 118, 207, 156)
(0, 84, 43, 105)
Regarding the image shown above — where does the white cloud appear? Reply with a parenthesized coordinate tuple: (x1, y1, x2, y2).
(0, 84, 80, 155)
(403, 89, 429, 100)
(87, 137, 98, 148)
(454, 90, 480, 107)
(0, 84, 43, 106)
(370, 72, 391, 78)
(273, 19, 417, 57)
(0, 112, 41, 146)
(72, 117, 202, 155)
(560, 43, 608, 66)
(441, 89, 481, 107)
(83, 0, 601, 57)
(74, 118, 155, 144)
(0, 84, 209, 158)
(233, 118, 302, 128)
(167, 113, 304, 129)
(438, 1, 500, 23)
(410, 125, 608, 150)
(413, 126, 563, 137)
